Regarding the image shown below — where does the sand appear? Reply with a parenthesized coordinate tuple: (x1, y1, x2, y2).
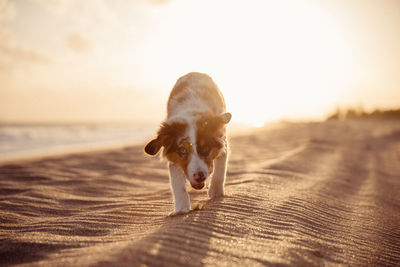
(1, 120, 400, 266)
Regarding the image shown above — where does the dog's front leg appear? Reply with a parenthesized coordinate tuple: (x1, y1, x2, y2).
(208, 148, 228, 199)
(168, 163, 191, 216)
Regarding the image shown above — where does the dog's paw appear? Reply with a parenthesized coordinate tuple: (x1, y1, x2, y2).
(208, 184, 224, 199)
(168, 208, 190, 217)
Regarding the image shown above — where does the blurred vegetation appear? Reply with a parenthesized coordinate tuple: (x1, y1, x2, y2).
(326, 106, 400, 120)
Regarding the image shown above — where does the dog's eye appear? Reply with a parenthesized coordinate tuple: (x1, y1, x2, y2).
(178, 146, 188, 158)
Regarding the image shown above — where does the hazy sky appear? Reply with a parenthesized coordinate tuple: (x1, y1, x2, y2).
(1, 0, 399, 125)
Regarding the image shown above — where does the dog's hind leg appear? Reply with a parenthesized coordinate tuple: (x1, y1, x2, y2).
(208, 145, 228, 199)
(168, 163, 191, 216)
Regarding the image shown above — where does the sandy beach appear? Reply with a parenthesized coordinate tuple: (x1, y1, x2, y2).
(1, 120, 400, 266)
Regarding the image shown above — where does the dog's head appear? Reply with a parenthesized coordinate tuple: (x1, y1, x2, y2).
(144, 112, 231, 190)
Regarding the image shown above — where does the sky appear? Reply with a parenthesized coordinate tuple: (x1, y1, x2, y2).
(0, 0, 399, 126)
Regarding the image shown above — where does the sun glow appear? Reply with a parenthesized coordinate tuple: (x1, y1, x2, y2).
(132, 0, 355, 126)
(2, 0, 399, 125)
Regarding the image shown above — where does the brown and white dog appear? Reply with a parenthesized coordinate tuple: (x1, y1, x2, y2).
(144, 72, 231, 216)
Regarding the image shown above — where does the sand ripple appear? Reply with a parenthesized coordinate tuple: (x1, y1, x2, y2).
(1, 120, 400, 266)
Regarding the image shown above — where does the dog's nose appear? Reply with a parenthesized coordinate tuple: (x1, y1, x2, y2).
(193, 171, 205, 183)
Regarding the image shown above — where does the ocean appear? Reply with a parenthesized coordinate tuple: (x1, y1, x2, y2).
(0, 123, 157, 162)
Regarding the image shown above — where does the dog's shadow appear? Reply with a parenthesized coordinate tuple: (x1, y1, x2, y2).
(114, 196, 225, 266)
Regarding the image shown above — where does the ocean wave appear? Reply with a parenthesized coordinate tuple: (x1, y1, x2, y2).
(0, 123, 156, 161)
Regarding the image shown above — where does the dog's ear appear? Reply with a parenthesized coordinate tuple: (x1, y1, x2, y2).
(144, 123, 169, 156)
(219, 112, 232, 124)
(144, 121, 188, 156)
(144, 137, 163, 156)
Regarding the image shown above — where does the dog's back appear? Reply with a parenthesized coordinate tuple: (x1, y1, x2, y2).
(167, 72, 226, 118)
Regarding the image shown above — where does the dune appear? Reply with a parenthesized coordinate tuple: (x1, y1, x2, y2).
(1, 120, 400, 266)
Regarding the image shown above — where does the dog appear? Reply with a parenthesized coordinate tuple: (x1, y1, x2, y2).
(144, 72, 231, 216)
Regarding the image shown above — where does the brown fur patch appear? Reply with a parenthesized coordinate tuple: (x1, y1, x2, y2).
(157, 121, 188, 154)
(145, 122, 188, 156)
(165, 140, 193, 176)
(195, 113, 226, 170)
(196, 112, 226, 138)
